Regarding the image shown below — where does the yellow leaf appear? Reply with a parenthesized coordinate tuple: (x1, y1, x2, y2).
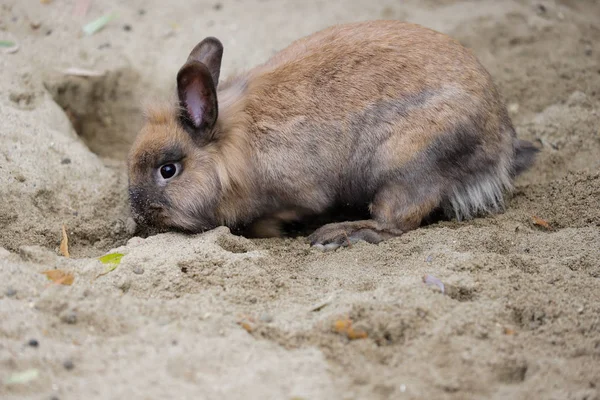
(238, 321, 254, 333)
(60, 225, 70, 258)
(333, 318, 368, 340)
(346, 328, 368, 340)
(333, 319, 352, 333)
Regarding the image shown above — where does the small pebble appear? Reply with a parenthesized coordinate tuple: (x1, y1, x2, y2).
(5, 287, 17, 297)
(27, 339, 39, 348)
(213, 3, 222, 10)
(536, 4, 546, 14)
(61, 158, 71, 165)
(63, 359, 74, 370)
(125, 217, 137, 235)
(123, 24, 132, 32)
(117, 279, 131, 293)
(138, 9, 146, 15)
(259, 313, 273, 323)
(61, 312, 77, 325)
(132, 266, 144, 275)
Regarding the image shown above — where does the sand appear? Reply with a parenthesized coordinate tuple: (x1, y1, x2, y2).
(1, 0, 599, 399)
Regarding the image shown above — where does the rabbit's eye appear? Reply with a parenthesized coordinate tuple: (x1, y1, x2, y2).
(159, 163, 178, 180)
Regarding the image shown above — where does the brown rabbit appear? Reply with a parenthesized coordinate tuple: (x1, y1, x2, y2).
(128, 20, 538, 249)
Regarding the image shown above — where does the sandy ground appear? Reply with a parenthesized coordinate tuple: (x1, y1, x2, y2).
(1, 0, 599, 399)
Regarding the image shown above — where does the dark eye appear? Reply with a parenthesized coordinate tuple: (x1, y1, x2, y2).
(160, 164, 177, 180)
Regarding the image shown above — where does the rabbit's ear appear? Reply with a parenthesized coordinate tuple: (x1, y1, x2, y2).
(186, 37, 223, 87)
(176, 61, 218, 135)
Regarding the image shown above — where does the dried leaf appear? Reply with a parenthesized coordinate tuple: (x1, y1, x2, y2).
(4, 369, 39, 385)
(333, 319, 352, 333)
(504, 327, 516, 335)
(61, 67, 105, 77)
(333, 318, 368, 340)
(346, 328, 368, 340)
(60, 225, 70, 258)
(82, 13, 117, 35)
(238, 321, 254, 333)
(532, 215, 552, 230)
(42, 269, 74, 285)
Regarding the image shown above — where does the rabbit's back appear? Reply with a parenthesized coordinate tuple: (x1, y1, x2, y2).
(228, 21, 516, 217)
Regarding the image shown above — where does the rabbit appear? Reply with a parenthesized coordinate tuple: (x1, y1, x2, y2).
(127, 20, 538, 250)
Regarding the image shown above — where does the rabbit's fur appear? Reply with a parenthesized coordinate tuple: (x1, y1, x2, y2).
(128, 20, 537, 248)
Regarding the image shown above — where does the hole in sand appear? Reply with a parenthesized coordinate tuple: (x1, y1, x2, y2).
(446, 285, 477, 302)
(44, 67, 143, 160)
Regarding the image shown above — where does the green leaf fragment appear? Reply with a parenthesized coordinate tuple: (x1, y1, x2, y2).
(4, 369, 39, 385)
(0, 40, 16, 47)
(95, 253, 124, 278)
(105, 263, 118, 273)
(83, 13, 117, 36)
(99, 253, 124, 265)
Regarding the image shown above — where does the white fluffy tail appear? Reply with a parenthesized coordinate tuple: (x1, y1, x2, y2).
(444, 166, 513, 221)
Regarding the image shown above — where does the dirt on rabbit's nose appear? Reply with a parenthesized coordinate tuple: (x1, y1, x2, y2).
(128, 186, 167, 226)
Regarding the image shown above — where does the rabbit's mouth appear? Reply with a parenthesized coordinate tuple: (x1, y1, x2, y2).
(129, 190, 217, 235)
(166, 208, 218, 234)
(130, 203, 168, 229)
(128, 184, 173, 228)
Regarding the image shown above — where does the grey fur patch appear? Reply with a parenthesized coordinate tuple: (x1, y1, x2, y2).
(341, 90, 437, 202)
(511, 139, 540, 177)
(403, 118, 513, 222)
